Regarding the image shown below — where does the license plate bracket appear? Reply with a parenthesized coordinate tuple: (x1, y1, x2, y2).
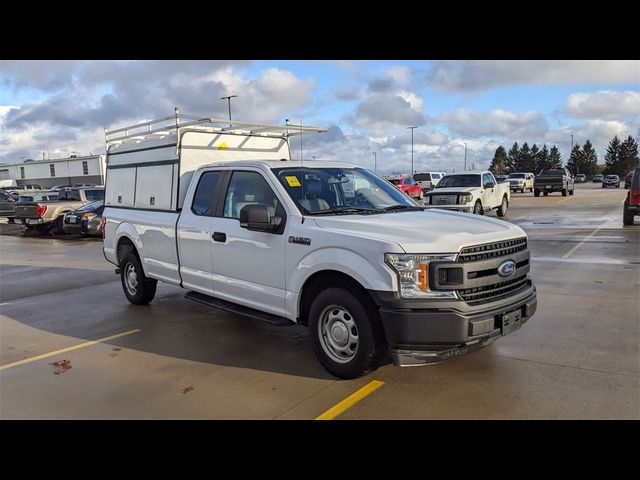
(545, 185, 551, 189)
(501, 308, 522, 336)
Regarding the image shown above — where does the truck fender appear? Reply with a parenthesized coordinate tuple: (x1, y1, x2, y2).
(114, 223, 145, 270)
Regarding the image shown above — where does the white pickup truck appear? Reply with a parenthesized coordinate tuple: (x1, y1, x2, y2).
(102, 114, 536, 378)
(423, 171, 510, 217)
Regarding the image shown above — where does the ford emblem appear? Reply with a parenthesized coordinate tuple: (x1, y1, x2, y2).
(498, 260, 516, 277)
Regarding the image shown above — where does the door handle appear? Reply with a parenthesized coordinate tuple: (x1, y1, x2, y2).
(212, 232, 226, 242)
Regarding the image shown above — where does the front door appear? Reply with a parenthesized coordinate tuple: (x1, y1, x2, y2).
(211, 170, 288, 317)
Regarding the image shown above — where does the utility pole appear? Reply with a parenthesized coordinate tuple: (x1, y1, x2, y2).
(407, 126, 418, 174)
(464, 142, 468, 171)
(372, 152, 377, 172)
(220, 95, 238, 127)
(570, 134, 578, 175)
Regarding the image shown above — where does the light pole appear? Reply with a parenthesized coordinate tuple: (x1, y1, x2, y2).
(220, 95, 238, 126)
(570, 134, 577, 175)
(372, 152, 377, 172)
(463, 142, 468, 171)
(407, 126, 418, 174)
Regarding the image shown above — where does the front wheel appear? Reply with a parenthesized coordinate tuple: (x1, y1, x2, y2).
(473, 200, 483, 215)
(623, 204, 635, 226)
(120, 252, 157, 305)
(308, 287, 386, 379)
(497, 196, 508, 217)
(534, 189, 540, 197)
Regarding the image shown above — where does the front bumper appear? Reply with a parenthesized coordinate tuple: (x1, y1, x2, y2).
(370, 282, 537, 366)
(422, 204, 473, 212)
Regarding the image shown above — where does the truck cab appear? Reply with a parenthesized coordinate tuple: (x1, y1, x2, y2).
(102, 114, 536, 379)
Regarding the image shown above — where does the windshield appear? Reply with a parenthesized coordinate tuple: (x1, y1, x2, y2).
(435, 175, 481, 188)
(509, 174, 525, 179)
(78, 200, 104, 211)
(273, 167, 417, 215)
(413, 173, 431, 181)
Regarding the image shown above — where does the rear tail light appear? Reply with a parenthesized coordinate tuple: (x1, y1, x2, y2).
(35, 205, 47, 217)
(630, 188, 640, 206)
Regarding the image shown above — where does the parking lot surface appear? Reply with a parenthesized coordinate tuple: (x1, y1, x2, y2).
(1, 183, 638, 419)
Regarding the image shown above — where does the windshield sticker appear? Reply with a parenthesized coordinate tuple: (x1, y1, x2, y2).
(285, 176, 302, 187)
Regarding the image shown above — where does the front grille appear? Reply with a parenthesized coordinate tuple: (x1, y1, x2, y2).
(457, 237, 527, 263)
(458, 276, 529, 303)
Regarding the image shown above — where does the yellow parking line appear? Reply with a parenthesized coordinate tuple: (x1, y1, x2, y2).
(0, 329, 141, 371)
(558, 197, 572, 203)
(561, 226, 604, 259)
(315, 380, 385, 420)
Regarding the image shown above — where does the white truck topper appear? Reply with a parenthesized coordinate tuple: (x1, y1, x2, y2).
(104, 110, 327, 211)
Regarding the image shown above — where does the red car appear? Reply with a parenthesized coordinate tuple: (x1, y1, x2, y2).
(388, 177, 424, 200)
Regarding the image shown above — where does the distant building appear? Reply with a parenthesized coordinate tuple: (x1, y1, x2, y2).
(0, 154, 106, 188)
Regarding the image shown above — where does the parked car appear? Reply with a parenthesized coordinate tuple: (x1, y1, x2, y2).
(507, 172, 535, 193)
(102, 115, 537, 379)
(623, 167, 640, 226)
(15, 187, 105, 234)
(423, 171, 510, 216)
(0, 191, 16, 222)
(495, 175, 508, 183)
(534, 168, 575, 197)
(592, 175, 604, 183)
(388, 177, 424, 199)
(602, 175, 620, 188)
(574, 174, 586, 183)
(62, 200, 105, 236)
(50, 184, 72, 191)
(624, 171, 634, 189)
(413, 172, 445, 192)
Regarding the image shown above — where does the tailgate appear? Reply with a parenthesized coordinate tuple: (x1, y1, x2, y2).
(536, 176, 562, 185)
(15, 204, 39, 219)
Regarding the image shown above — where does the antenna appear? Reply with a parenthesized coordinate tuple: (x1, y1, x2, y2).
(300, 119, 305, 222)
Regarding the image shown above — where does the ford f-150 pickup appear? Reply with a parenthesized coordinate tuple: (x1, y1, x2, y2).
(102, 114, 536, 379)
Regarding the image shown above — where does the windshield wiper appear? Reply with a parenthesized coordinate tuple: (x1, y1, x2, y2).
(383, 205, 424, 211)
(310, 207, 384, 215)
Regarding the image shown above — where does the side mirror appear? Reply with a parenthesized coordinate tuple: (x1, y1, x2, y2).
(240, 204, 278, 232)
(484, 182, 495, 189)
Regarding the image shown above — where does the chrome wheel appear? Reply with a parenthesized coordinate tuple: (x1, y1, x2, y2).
(318, 305, 359, 363)
(124, 262, 138, 296)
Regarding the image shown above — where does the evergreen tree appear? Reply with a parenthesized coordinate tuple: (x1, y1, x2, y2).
(567, 144, 584, 175)
(604, 136, 621, 175)
(527, 144, 540, 172)
(517, 142, 531, 172)
(618, 135, 640, 175)
(506, 142, 519, 173)
(548, 145, 563, 169)
(536, 145, 550, 172)
(580, 140, 599, 175)
(489, 146, 509, 174)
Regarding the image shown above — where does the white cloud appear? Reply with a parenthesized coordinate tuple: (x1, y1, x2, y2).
(429, 60, 640, 92)
(441, 108, 548, 139)
(565, 90, 640, 120)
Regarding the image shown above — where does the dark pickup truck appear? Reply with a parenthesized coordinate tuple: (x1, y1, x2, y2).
(534, 168, 575, 197)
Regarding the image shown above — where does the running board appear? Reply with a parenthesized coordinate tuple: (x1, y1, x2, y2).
(184, 291, 294, 326)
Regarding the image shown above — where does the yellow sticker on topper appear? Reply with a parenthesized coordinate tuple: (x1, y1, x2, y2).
(285, 176, 302, 187)
(217, 142, 228, 150)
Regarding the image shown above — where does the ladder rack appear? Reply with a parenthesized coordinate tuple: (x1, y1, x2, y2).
(105, 109, 328, 146)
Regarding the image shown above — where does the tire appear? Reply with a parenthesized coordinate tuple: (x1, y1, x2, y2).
(623, 201, 635, 226)
(473, 200, 483, 215)
(569, 188, 574, 196)
(562, 188, 567, 197)
(520, 188, 525, 194)
(534, 189, 540, 197)
(543, 191, 549, 196)
(308, 287, 386, 379)
(49, 216, 65, 236)
(602, 184, 605, 189)
(497, 196, 508, 217)
(120, 252, 157, 305)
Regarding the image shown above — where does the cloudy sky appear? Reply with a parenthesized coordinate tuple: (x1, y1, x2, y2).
(1, 60, 638, 173)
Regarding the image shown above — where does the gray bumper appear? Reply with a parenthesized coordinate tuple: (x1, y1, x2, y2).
(422, 205, 473, 213)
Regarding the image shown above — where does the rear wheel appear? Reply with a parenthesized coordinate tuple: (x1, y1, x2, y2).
(569, 187, 574, 196)
(534, 189, 540, 197)
(497, 196, 508, 217)
(562, 187, 567, 197)
(543, 191, 549, 196)
(473, 200, 483, 215)
(120, 252, 157, 305)
(308, 287, 386, 379)
(623, 202, 635, 226)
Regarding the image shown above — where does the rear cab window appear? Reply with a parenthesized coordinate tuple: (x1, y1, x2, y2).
(191, 171, 221, 216)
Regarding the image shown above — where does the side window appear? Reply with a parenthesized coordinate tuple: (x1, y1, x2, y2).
(191, 171, 221, 216)
(483, 173, 492, 185)
(223, 171, 280, 220)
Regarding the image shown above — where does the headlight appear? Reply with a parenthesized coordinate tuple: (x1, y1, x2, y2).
(83, 212, 97, 219)
(459, 193, 473, 204)
(385, 253, 457, 299)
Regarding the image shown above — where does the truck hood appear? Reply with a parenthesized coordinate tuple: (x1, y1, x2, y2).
(428, 187, 478, 194)
(312, 210, 525, 253)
